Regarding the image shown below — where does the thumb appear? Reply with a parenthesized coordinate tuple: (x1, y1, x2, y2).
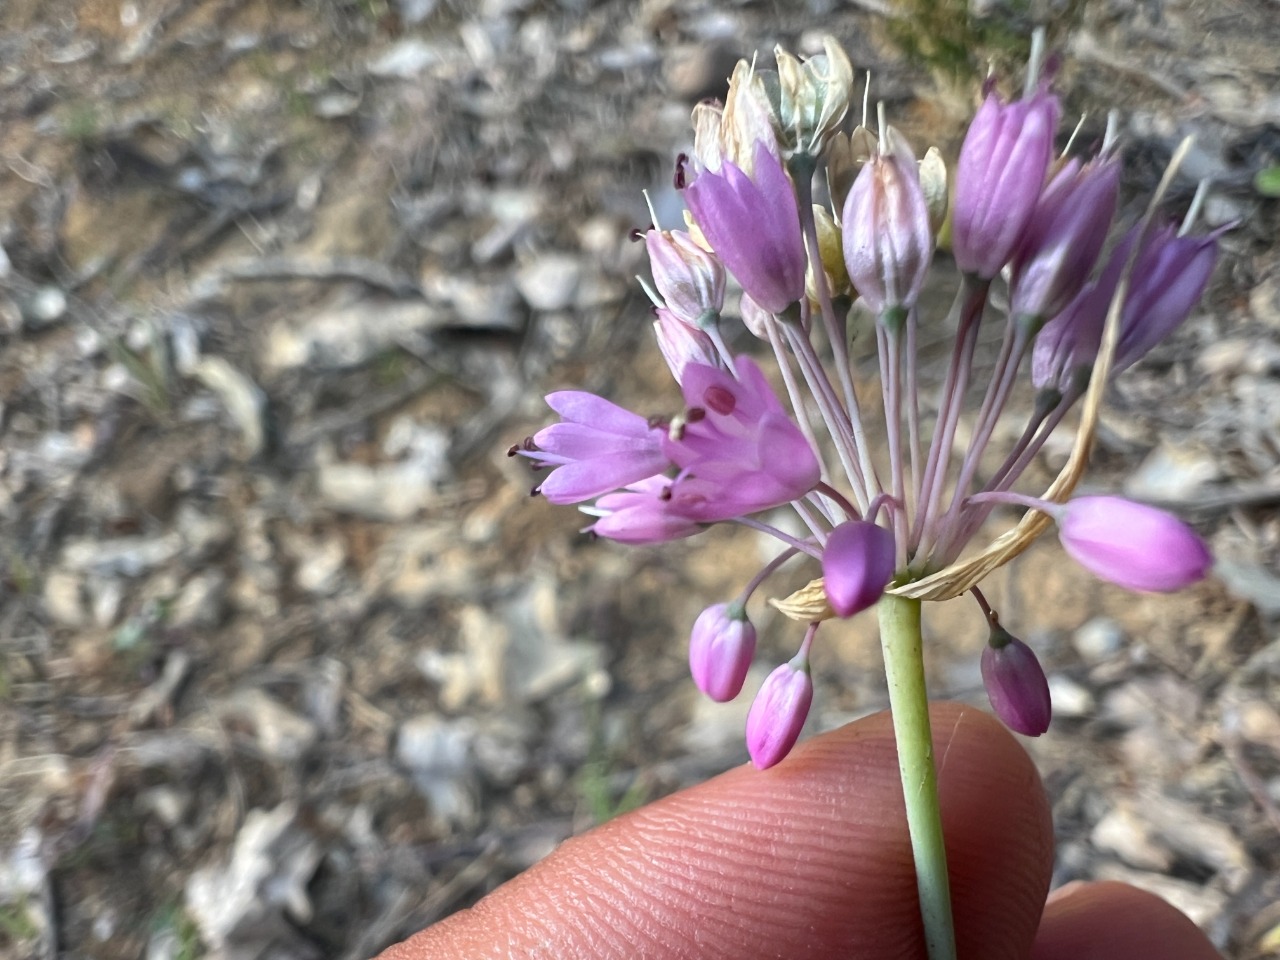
(379, 702, 1053, 959)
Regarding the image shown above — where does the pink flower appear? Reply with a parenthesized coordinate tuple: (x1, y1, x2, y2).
(822, 520, 896, 617)
(1058, 496, 1212, 592)
(523, 392, 669, 504)
(662, 358, 821, 523)
(683, 143, 807, 314)
(689, 603, 756, 702)
(746, 658, 813, 769)
(981, 628, 1052, 736)
(583, 477, 703, 544)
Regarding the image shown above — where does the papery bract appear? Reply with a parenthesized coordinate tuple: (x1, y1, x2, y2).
(526, 392, 669, 504)
(689, 603, 756, 702)
(683, 143, 806, 314)
(981, 628, 1052, 736)
(1058, 496, 1212, 592)
(952, 86, 1060, 279)
(746, 658, 813, 769)
(822, 520, 896, 618)
(663, 358, 820, 522)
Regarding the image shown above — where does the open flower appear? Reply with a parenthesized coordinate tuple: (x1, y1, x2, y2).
(521, 392, 669, 504)
(683, 143, 807, 314)
(663, 358, 820, 522)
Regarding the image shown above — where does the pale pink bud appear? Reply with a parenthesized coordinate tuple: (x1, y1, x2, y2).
(689, 602, 756, 702)
(1058, 496, 1212, 592)
(822, 520, 896, 618)
(653, 308, 719, 385)
(840, 127, 934, 318)
(746, 658, 813, 769)
(981, 627, 1052, 736)
(645, 229, 726, 323)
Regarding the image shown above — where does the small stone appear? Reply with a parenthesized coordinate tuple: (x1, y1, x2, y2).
(1073, 617, 1125, 663)
(1091, 804, 1173, 871)
(214, 690, 318, 762)
(1046, 674, 1095, 718)
(25, 286, 67, 328)
(515, 254, 582, 311)
(368, 39, 448, 78)
(1124, 443, 1221, 503)
(43, 571, 87, 627)
(395, 715, 478, 826)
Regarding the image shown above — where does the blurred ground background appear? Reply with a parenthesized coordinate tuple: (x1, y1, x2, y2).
(1, 0, 1279, 957)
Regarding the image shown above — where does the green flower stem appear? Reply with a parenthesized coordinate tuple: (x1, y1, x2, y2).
(878, 592, 956, 960)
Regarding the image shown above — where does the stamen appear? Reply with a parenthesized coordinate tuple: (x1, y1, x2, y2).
(674, 153, 689, 190)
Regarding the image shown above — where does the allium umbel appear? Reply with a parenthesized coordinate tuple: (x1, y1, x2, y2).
(515, 35, 1220, 765)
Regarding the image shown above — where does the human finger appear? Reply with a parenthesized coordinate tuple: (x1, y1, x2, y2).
(378, 702, 1053, 960)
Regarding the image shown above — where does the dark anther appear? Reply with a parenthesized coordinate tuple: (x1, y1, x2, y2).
(646, 414, 670, 429)
(507, 443, 520, 457)
(659, 485, 673, 501)
(685, 406, 706, 423)
(628, 227, 645, 242)
(674, 153, 689, 190)
(530, 484, 542, 497)
(523, 436, 538, 451)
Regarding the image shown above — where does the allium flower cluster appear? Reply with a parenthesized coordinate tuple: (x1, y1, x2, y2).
(516, 37, 1221, 766)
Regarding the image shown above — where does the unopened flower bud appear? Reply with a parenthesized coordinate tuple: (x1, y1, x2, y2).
(746, 656, 813, 769)
(1114, 224, 1222, 376)
(981, 626, 1051, 736)
(653, 308, 720, 384)
(684, 142, 807, 314)
(841, 126, 934, 319)
(1057, 496, 1212, 592)
(645, 228, 726, 323)
(952, 84, 1061, 279)
(689, 602, 757, 702)
(1010, 154, 1120, 330)
(807, 204, 851, 301)
(822, 520, 896, 618)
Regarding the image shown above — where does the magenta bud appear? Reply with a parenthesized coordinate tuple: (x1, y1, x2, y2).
(952, 86, 1061, 279)
(745, 658, 813, 769)
(981, 628, 1052, 736)
(683, 142, 807, 315)
(1058, 496, 1212, 592)
(822, 520, 896, 618)
(841, 127, 934, 318)
(645, 229, 726, 323)
(1010, 154, 1120, 327)
(689, 602, 757, 702)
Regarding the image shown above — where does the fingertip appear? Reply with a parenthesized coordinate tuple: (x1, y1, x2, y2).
(1033, 881, 1223, 960)
(381, 703, 1053, 960)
